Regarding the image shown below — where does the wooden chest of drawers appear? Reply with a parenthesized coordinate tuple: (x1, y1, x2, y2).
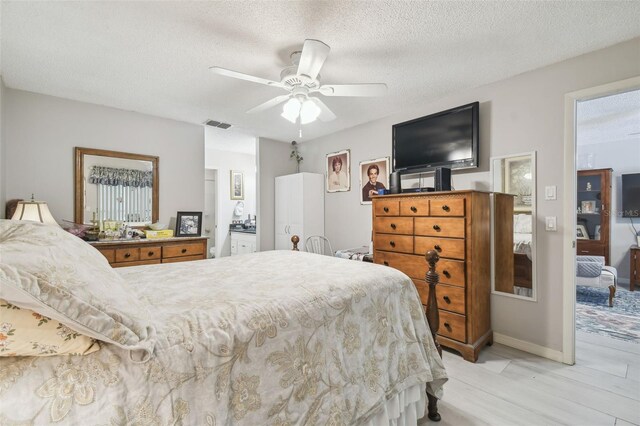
(90, 237, 208, 267)
(372, 190, 492, 362)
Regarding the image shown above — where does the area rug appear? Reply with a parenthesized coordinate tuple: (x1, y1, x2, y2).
(576, 285, 640, 343)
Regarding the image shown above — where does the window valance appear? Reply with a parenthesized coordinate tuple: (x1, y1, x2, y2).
(88, 166, 153, 188)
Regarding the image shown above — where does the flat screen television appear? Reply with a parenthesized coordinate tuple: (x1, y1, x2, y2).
(392, 102, 479, 174)
(622, 173, 640, 218)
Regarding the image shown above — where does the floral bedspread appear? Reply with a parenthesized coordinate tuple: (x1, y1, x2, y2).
(0, 250, 446, 425)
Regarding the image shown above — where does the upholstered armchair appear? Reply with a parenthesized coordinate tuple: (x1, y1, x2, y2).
(576, 255, 617, 307)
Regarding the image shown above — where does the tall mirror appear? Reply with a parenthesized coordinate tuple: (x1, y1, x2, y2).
(490, 152, 537, 300)
(74, 147, 159, 226)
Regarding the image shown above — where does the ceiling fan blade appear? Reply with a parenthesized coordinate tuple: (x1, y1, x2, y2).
(309, 97, 336, 122)
(318, 83, 388, 97)
(210, 66, 283, 88)
(246, 95, 291, 114)
(297, 39, 330, 80)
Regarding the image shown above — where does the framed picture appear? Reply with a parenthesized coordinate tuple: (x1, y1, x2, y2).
(230, 170, 244, 200)
(360, 157, 389, 204)
(504, 155, 534, 212)
(581, 200, 596, 214)
(326, 149, 350, 192)
(176, 211, 202, 237)
(576, 224, 589, 240)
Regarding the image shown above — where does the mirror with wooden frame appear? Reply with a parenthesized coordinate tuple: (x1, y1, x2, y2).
(490, 151, 537, 300)
(74, 147, 159, 226)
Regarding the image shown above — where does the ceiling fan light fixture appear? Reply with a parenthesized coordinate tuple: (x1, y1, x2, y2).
(281, 98, 301, 123)
(300, 99, 321, 124)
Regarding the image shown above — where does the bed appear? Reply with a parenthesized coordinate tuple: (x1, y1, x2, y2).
(0, 220, 447, 425)
(513, 215, 533, 294)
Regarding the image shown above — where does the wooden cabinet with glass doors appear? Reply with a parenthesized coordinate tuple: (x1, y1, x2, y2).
(576, 168, 612, 264)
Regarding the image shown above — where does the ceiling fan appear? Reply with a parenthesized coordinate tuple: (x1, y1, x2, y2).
(210, 39, 387, 125)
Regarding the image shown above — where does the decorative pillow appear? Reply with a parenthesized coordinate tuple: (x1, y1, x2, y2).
(0, 220, 155, 361)
(513, 214, 533, 233)
(0, 299, 100, 356)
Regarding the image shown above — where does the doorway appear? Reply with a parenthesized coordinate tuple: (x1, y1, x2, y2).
(562, 76, 640, 364)
(204, 169, 217, 258)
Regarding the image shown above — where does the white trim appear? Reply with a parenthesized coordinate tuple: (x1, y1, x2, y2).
(562, 75, 640, 366)
(489, 151, 538, 302)
(494, 332, 563, 363)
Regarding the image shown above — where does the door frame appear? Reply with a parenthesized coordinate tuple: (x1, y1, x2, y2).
(562, 75, 640, 365)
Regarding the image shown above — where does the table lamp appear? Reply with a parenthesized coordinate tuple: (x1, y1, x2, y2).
(11, 194, 58, 225)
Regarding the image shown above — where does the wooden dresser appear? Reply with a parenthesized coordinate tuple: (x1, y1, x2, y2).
(372, 190, 492, 362)
(630, 245, 639, 292)
(90, 237, 208, 267)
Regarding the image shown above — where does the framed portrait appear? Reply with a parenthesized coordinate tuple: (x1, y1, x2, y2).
(176, 211, 203, 237)
(326, 149, 350, 193)
(230, 170, 244, 200)
(576, 224, 589, 240)
(504, 155, 534, 212)
(581, 200, 596, 214)
(359, 157, 389, 204)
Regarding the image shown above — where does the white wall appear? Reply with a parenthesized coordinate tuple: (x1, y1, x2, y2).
(257, 137, 297, 251)
(0, 77, 5, 218)
(3, 89, 204, 225)
(205, 146, 256, 258)
(299, 38, 640, 352)
(577, 138, 640, 283)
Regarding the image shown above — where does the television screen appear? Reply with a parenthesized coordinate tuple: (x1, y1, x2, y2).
(393, 102, 479, 173)
(622, 173, 640, 218)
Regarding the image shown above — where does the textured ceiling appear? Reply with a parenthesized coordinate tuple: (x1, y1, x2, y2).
(2, 1, 640, 142)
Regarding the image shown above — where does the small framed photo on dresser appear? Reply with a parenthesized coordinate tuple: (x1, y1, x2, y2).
(176, 211, 202, 237)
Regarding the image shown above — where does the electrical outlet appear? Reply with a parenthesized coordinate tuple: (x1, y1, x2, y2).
(545, 185, 557, 200)
(545, 216, 557, 231)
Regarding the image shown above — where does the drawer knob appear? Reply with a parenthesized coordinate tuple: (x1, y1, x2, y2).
(434, 245, 442, 252)
(181, 248, 187, 254)
(443, 296, 451, 303)
(410, 206, 417, 213)
(443, 270, 451, 278)
(444, 322, 452, 330)
(124, 252, 131, 258)
(383, 261, 389, 266)
(442, 205, 450, 212)
(389, 241, 396, 247)
(383, 207, 389, 213)
(390, 223, 397, 230)
(148, 251, 154, 256)
(433, 224, 441, 231)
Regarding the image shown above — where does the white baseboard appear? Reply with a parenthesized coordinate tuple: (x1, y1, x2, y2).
(493, 333, 564, 363)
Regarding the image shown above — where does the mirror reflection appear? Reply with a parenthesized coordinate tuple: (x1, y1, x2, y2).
(491, 152, 537, 299)
(74, 148, 159, 226)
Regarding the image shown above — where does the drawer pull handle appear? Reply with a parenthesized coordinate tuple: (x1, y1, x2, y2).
(433, 224, 441, 231)
(383, 207, 389, 213)
(148, 251, 154, 256)
(444, 322, 451, 330)
(389, 241, 396, 247)
(124, 253, 131, 258)
(410, 206, 417, 213)
(443, 296, 451, 303)
(390, 223, 397, 230)
(434, 245, 442, 252)
(442, 205, 450, 212)
(181, 248, 187, 254)
(383, 261, 389, 266)
(443, 270, 451, 278)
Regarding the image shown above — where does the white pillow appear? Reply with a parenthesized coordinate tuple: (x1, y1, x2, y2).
(513, 214, 533, 234)
(0, 220, 155, 361)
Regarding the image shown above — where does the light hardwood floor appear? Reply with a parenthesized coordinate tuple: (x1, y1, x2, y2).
(420, 331, 640, 426)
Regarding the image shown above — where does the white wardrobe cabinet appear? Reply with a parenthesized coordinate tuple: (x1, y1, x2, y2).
(275, 173, 324, 251)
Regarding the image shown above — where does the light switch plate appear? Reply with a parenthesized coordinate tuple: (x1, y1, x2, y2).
(545, 185, 557, 200)
(545, 216, 557, 231)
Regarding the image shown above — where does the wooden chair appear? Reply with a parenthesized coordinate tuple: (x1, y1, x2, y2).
(304, 235, 334, 256)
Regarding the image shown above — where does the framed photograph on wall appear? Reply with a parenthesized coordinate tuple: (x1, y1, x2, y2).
(504, 155, 533, 212)
(176, 211, 203, 237)
(230, 170, 244, 200)
(359, 157, 389, 204)
(326, 149, 350, 192)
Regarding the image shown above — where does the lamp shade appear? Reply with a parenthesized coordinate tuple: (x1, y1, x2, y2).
(11, 199, 58, 225)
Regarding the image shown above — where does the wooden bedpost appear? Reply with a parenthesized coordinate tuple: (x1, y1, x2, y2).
(425, 249, 442, 422)
(291, 235, 300, 251)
